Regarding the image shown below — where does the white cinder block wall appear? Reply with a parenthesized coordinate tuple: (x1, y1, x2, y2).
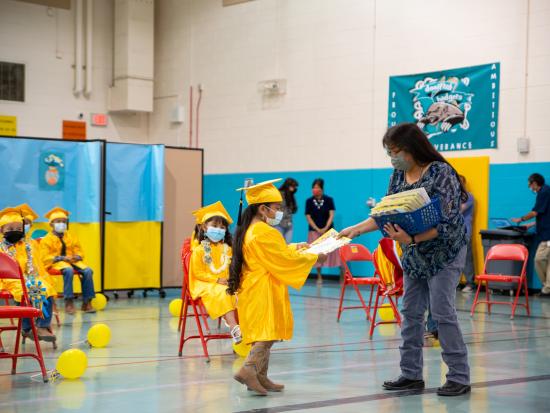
(153, 0, 550, 174)
(0, 0, 149, 142)
(1, 0, 549, 174)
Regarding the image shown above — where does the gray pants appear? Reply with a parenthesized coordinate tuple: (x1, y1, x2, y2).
(400, 246, 470, 385)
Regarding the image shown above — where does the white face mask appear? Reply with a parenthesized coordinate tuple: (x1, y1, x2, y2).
(265, 208, 284, 226)
(54, 222, 67, 233)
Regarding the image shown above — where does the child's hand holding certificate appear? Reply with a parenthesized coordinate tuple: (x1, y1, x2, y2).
(300, 229, 351, 255)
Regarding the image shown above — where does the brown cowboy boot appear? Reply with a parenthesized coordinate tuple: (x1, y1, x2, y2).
(233, 343, 268, 396)
(256, 341, 284, 392)
(65, 299, 76, 315)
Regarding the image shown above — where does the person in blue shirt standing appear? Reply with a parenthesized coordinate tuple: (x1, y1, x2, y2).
(512, 173, 550, 297)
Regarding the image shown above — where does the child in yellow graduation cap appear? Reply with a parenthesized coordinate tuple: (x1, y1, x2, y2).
(227, 179, 326, 396)
(0, 207, 57, 343)
(189, 201, 241, 343)
(15, 203, 57, 290)
(15, 203, 38, 238)
(40, 207, 96, 315)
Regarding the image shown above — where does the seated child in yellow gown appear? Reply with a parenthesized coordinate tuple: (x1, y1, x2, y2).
(189, 201, 241, 343)
(0, 207, 57, 343)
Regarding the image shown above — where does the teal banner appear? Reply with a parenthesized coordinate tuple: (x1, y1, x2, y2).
(388, 62, 500, 151)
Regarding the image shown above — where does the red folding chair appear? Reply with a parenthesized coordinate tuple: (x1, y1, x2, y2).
(369, 238, 403, 337)
(470, 244, 530, 319)
(0, 253, 48, 382)
(337, 244, 379, 322)
(177, 239, 215, 333)
(0, 289, 15, 324)
(178, 238, 231, 361)
(0, 290, 16, 352)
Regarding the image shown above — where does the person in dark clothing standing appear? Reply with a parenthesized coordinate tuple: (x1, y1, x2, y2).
(512, 173, 550, 296)
(305, 178, 340, 284)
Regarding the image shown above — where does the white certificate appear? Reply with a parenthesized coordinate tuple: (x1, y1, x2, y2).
(301, 229, 351, 255)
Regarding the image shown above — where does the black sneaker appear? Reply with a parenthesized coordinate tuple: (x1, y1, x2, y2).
(383, 376, 425, 391)
(437, 380, 471, 396)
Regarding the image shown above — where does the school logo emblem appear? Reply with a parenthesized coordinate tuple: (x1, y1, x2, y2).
(40, 152, 65, 190)
(410, 76, 474, 138)
(389, 63, 499, 151)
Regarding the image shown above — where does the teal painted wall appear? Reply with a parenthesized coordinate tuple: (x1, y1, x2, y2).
(205, 162, 550, 285)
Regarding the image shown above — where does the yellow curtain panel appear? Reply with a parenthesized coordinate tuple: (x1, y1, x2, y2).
(104, 222, 162, 290)
(448, 156, 490, 275)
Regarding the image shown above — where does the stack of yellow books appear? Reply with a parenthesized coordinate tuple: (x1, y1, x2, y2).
(370, 188, 431, 217)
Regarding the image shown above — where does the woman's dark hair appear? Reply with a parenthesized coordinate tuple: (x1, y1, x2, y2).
(312, 178, 324, 189)
(528, 173, 545, 186)
(197, 216, 232, 245)
(382, 123, 467, 201)
(279, 177, 298, 214)
(227, 203, 268, 295)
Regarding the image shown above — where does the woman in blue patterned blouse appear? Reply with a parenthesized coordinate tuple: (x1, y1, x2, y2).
(340, 123, 470, 397)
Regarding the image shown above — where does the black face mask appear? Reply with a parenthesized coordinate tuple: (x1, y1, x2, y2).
(3, 230, 24, 244)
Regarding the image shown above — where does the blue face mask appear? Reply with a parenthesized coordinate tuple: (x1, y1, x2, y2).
(205, 227, 226, 243)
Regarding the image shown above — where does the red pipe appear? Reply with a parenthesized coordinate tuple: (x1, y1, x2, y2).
(188, 86, 193, 148)
(195, 85, 203, 148)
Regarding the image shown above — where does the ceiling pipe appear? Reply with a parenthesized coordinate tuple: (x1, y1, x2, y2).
(84, 0, 93, 97)
(73, 0, 83, 96)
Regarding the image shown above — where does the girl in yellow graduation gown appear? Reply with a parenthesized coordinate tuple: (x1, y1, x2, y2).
(0, 207, 57, 343)
(227, 179, 325, 396)
(189, 202, 241, 343)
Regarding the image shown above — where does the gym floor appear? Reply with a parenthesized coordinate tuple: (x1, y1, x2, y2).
(1, 280, 549, 413)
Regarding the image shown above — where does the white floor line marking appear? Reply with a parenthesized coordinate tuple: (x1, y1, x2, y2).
(2, 345, 548, 407)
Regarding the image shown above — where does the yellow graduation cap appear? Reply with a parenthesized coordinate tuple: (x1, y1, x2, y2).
(192, 201, 233, 225)
(0, 207, 24, 228)
(15, 203, 39, 222)
(237, 179, 283, 205)
(44, 207, 70, 222)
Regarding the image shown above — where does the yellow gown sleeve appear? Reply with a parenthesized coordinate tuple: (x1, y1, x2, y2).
(189, 248, 219, 283)
(253, 227, 317, 290)
(68, 232, 84, 259)
(39, 235, 57, 269)
(32, 242, 51, 278)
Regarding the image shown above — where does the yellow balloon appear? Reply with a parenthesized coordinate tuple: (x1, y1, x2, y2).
(91, 293, 107, 311)
(87, 323, 111, 348)
(232, 341, 251, 358)
(378, 303, 395, 322)
(56, 349, 88, 379)
(169, 298, 183, 317)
